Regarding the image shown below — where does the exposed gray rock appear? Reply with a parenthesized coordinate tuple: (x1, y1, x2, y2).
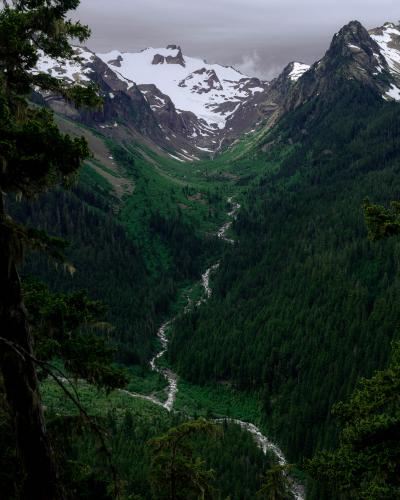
(152, 53, 165, 65)
(152, 47, 185, 67)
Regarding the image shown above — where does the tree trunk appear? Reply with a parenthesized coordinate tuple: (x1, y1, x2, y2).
(0, 197, 64, 499)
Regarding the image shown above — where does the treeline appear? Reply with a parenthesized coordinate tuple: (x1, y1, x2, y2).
(168, 80, 400, 492)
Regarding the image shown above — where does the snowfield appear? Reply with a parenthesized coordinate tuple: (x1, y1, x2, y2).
(35, 47, 95, 84)
(384, 83, 400, 101)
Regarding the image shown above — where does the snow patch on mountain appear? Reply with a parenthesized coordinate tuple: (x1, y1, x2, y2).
(288, 62, 310, 81)
(35, 47, 95, 84)
(384, 83, 400, 101)
(370, 23, 400, 76)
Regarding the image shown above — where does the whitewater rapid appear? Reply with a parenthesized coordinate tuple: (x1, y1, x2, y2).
(122, 198, 304, 499)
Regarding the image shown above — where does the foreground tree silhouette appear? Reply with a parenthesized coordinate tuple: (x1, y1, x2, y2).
(0, 1, 100, 498)
(148, 419, 218, 500)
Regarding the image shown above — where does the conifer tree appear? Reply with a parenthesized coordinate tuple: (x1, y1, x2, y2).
(0, 1, 99, 498)
(148, 419, 218, 500)
(307, 342, 400, 498)
(363, 200, 400, 241)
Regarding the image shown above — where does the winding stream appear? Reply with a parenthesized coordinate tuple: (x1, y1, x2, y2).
(123, 198, 304, 499)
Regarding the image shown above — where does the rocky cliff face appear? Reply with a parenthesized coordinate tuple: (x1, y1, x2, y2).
(137, 83, 213, 155)
(152, 46, 186, 67)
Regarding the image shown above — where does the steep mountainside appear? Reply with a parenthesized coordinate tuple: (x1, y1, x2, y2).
(35, 47, 165, 146)
(283, 21, 400, 112)
(166, 20, 400, 500)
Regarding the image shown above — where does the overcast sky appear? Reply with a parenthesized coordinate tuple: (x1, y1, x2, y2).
(73, 0, 400, 79)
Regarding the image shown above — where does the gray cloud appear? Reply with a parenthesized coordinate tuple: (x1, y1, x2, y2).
(72, 0, 400, 79)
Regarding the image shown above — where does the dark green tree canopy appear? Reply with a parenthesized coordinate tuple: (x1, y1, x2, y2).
(23, 278, 128, 390)
(363, 200, 400, 241)
(148, 419, 219, 500)
(307, 341, 400, 499)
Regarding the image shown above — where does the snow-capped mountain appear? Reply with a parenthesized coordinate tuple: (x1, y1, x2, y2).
(370, 22, 400, 100)
(35, 44, 272, 157)
(97, 45, 267, 130)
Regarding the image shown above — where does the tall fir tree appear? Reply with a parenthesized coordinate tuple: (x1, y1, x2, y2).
(148, 419, 218, 500)
(0, 1, 100, 498)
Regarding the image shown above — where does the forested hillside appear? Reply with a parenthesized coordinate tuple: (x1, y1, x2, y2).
(168, 80, 400, 496)
(7, 137, 224, 367)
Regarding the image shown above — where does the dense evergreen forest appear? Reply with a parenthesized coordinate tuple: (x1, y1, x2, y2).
(168, 82, 400, 496)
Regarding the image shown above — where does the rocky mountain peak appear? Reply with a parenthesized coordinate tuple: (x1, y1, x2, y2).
(327, 20, 383, 66)
(336, 20, 369, 40)
(261, 61, 310, 108)
(178, 68, 223, 93)
(281, 19, 400, 112)
(166, 44, 181, 51)
(324, 19, 400, 99)
(151, 46, 185, 67)
(107, 54, 123, 67)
